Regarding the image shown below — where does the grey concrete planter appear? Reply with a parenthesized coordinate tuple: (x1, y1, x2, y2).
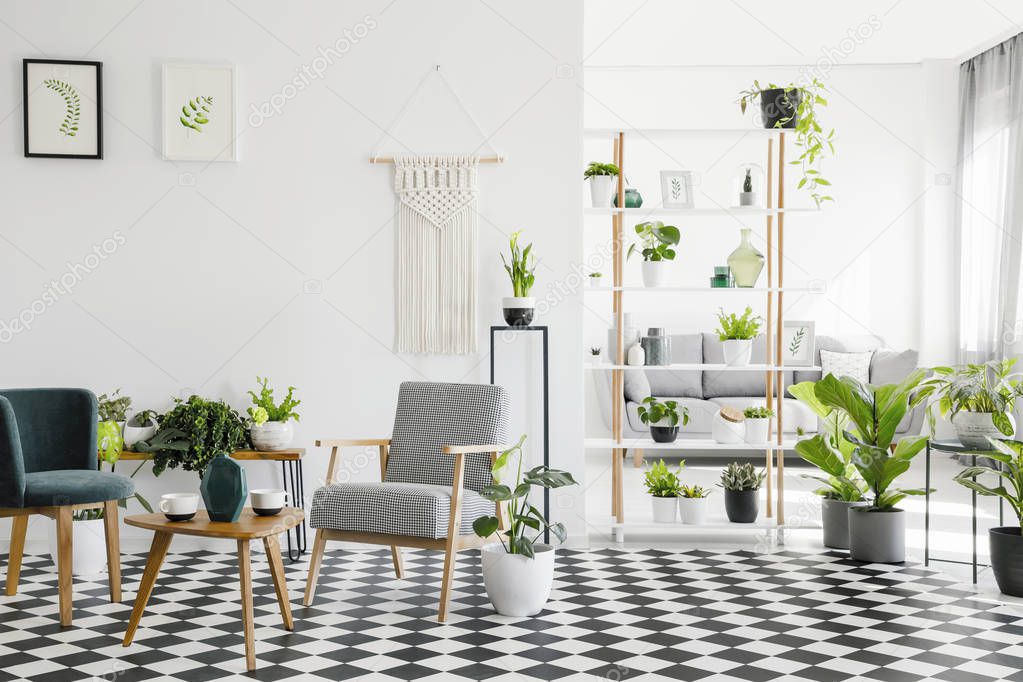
(848, 507, 906, 563)
(821, 498, 866, 550)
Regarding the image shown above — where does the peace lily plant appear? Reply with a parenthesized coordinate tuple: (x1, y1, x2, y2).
(500, 230, 538, 326)
(473, 435, 577, 617)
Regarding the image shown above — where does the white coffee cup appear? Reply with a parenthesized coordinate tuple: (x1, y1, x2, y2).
(160, 493, 199, 517)
(250, 489, 289, 515)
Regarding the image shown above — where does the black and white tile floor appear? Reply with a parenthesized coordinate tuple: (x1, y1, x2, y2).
(1, 548, 1021, 682)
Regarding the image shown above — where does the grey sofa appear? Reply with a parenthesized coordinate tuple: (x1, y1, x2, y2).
(596, 332, 924, 459)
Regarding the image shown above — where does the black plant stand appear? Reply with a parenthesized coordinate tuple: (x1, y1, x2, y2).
(490, 325, 550, 543)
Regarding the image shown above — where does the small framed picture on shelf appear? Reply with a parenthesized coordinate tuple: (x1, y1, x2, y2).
(23, 59, 103, 159)
(782, 320, 815, 366)
(659, 170, 694, 209)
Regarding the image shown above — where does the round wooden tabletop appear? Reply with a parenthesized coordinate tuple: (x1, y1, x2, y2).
(125, 508, 304, 539)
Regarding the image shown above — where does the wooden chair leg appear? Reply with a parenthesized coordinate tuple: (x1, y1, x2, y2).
(390, 546, 404, 579)
(103, 500, 121, 602)
(303, 528, 327, 606)
(633, 448, 644, 468)
(56, 507, 73, 627)
(5, 514, 28, 596)
(263, 535, 293, 631)
(437, 543, 458, 623)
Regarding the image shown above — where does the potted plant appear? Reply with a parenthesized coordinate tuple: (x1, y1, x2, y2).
(588, 347, 602, 364)
(97, 389, 131, 460)
(719, 462, 765, 523)
(743, 406, 774, 443)
(627, 221, 680, 288)
(678, 484, 711, 525)
(643, 459, 683, 523)
(739, 167, 756, 207)
(588, 271, 603, 288)
(583, 161, 619, 208)
(247, 376, 301, 450)
(637, 397, 689, 443)
(954, 438, 1023, 596)
(500, 230, 537, 326)
(472, 435, 578, 616)
(123, 408, 158, 448)
(790, 381, 868, 549)
(715, 307, 762, 366)
(920, 359, 1023, 450)
(738, 78, 835, 208)
(810, 372, 930, 563)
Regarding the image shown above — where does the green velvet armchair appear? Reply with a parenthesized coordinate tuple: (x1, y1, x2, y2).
(1, 388, 134, 626)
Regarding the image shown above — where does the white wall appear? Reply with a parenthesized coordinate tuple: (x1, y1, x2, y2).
(0, 0, 585, 551)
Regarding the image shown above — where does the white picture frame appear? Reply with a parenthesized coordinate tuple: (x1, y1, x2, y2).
(660, 170, 694, 208)
(162, 63, 237, 161)
(782, 320, 816, 366)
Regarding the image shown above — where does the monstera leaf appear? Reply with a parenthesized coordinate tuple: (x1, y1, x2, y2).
(180, 96, 214, 132)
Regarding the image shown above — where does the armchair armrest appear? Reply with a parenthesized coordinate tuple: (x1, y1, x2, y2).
(440, 444, 509, 455)
(316, 438, 391, 447)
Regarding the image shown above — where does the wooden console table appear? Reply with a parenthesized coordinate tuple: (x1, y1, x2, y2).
(107, 448, 308, 561)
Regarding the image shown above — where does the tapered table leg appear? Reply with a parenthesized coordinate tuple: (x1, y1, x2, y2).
(238, 540, 256, 671)
(263, 535, 293, 630)
(123, 531, 173, 646)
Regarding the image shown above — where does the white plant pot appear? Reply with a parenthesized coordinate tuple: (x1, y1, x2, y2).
(122, 422, 157, 448)
(48, 518, 107, 577)
(589, 175, 614, 208)
(745, 418, 770, 444)
(679, 497, 709, 525)
(651, 496, 678, 523)
(481, 543, 555, 616)
(739, 191, 758, 207)
(641, 260, 670, 288)
(588, 354, 602, 364)
(712, 414, 745, 444)
(952, 411, 1015, 450)
(722, 339, 753, 366)
(588, 277, 604, 288)
(250, 421, 294, 451)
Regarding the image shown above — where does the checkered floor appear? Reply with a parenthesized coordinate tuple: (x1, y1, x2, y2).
(1, 547, 1021, 682)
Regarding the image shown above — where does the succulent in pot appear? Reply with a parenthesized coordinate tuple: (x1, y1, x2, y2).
(919, 359, 1023, 450)
(739, 167, 757, 207)
(637, 397, 688, 443)
(742, 406, 774, 444)
(247, 376, 301, 451)
(643, 459, 683, 523)
(628, 221, 680, 288)
(678, 484, 711, 525)
(718, 462, 765, 523)
(953, 438, 1023, 597)
(588, 271, 603, 288)
(715, 306, 762, 367)
(588, 346, 602, 364)
(583, 161, 619, 209)
(500, 230, 537, 326)
(473, 435, 578, 616)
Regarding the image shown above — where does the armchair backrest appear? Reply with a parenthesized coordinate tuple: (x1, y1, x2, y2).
(385, 381, 510, 494)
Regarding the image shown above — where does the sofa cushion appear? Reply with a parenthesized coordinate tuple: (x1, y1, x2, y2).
(626, 398, 718, 433)
(792, 334, 885, 384)
(624, 369, 651, 403)
(871, 348, 919, 385)
(23, 469, 134, 507)
(702, 333, 792, 398)
(647, 334, 704, 398)
(820, 349, 873, 383)
(309, 482, 492, 539)
(707, 398, 819, 434)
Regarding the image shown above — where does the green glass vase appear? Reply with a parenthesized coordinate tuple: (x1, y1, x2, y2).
(726, 228, 765, 288)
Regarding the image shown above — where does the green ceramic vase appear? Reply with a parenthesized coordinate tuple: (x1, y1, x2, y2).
(612, 188, 643, 208)
(727, 228, 765, 287)
(200, 454, 247, 522)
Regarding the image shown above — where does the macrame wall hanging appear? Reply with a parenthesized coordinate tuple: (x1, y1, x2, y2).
(370, 66, 503, 355)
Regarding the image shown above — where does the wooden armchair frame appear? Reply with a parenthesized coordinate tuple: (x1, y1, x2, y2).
(303, 438, 508, 622)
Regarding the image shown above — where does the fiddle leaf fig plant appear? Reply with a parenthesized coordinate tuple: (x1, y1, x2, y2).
(790, 380, 866, 502)
(627, 221, 680, 262)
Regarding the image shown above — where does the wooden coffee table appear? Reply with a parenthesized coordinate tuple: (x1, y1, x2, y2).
(122, 508, 304, 671)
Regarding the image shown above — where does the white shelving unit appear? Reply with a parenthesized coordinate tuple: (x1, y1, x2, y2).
(589, 127, 823, 543)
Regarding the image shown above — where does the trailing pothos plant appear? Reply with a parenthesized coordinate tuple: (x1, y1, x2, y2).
(954, 438, 1023, 530)
(135, 395, 250, 477)
(627, 221, 680, 262)
(810, 372, 930, 511)
(790, 380, 867, 502)
(473, 435, 578, 558)
(737, 78, 835, 207)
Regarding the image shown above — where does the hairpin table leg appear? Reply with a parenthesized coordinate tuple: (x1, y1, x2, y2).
(282, 459, 307, 563)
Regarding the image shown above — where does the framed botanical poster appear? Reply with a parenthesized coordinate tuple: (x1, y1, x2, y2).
(660, 170, 694, 208)
(23, 59, 102, 159)
(162, 63, 237, 161)
(782, 320, 816, 366)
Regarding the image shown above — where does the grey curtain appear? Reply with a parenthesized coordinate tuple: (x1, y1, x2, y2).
(956, 33, 1023, 364)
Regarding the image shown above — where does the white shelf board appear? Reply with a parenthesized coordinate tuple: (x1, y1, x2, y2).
(584, 437, 798, 451)
(584, 286, 824, 294)
(610, 517, 821, 531)
(584, 127, 785, 139)
(584, 207, 818, 216)
(584, 363, 819, 372)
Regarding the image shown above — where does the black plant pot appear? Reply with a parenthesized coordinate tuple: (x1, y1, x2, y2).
(759, 88, 801, 129)
(724, 489, 759, 523)
(649, 425, 678, 443)
(990, 527, 1023, 597)
(501, 297, 535, 327)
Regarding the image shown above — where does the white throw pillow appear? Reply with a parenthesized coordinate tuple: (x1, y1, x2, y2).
(820, 349, 873, 384)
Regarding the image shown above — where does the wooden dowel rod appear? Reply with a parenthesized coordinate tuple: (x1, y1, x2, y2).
(369, 155, 504, 164)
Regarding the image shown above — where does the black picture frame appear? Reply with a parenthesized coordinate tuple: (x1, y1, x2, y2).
(23, 58, 103, 159)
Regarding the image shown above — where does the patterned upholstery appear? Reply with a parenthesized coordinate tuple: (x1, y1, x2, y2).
(384, 381, 510, 494)
(309, 482, 494, 539)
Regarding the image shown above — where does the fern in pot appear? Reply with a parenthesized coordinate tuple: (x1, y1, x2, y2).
(628, 221, 680, 288)
(919, 359, 1023, 450)
(715, 307, 762, 367)
(719, 462, 765, 523)
(500, 231, 537, 326)
(247, 376, 301, 451)
(473, 435, 578, 617)
(643, 459, 683, 523)
(638, 397, 689, 443)
(584, 161, 619, 208)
